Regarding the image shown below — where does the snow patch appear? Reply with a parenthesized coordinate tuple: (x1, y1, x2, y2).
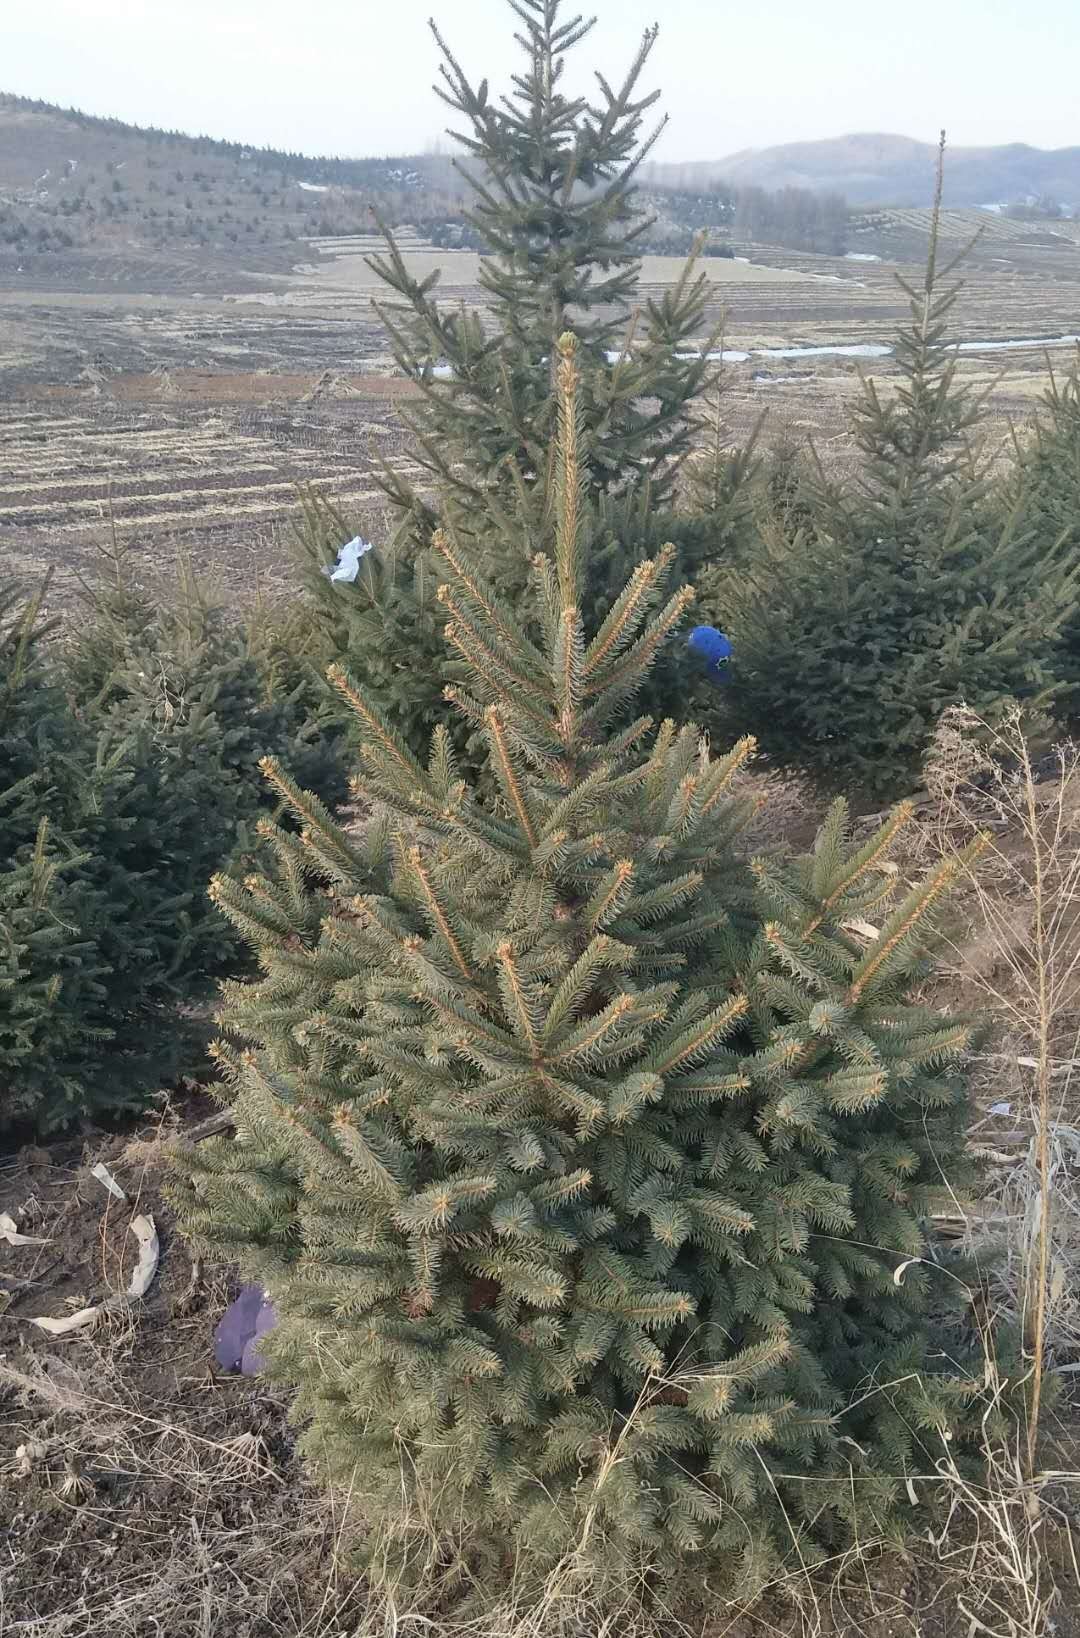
(675, 348, 751, 363)
(955, 333, 1080, 354)
(845, 252, 881, 262)
(759, 342, 891, 360)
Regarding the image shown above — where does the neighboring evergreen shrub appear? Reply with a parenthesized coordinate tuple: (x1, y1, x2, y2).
(1005, 359, 1080, 694)
(0, 579, 169, 1131)
(0, 557, 351, 1135)
(175, 341, 989, 1599)
(718, 165, 1080, 800)
(66, 552, 348, 813)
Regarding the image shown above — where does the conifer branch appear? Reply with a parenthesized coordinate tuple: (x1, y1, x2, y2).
(484, 707, 539, 847)
(407, 846, 474, 980)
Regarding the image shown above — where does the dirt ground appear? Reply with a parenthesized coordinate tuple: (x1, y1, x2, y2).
(0, 1109, 370, 1638)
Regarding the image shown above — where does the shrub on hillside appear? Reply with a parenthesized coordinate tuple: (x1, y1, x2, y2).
(175, 343, 992, 1600)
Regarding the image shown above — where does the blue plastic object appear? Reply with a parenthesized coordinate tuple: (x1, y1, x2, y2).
(687, 625, 733, 684)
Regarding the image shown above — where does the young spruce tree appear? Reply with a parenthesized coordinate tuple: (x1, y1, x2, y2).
(1004, 356, 1080, 698)
(176, 338, 985, 1596)
(371, 0, 717, 532)
(0, 579, 181, 1132)
(304, 0, 741, 766)
(719, 143, 1079, 799)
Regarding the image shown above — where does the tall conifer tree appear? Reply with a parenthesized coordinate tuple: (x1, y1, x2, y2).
(301, 0, 749, 766)
(370, 0, 717, 537)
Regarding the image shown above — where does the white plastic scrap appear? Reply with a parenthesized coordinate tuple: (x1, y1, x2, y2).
(27, 1214, 159, 1337)
(15, 1439, 48, 1477)
(322, 536, 375, 584)
(0, 1211, 52, 1246)
(28, 1305, 102, 1338)
(126, 1214, 160, 1300)
(90, 1161, 126, 1201)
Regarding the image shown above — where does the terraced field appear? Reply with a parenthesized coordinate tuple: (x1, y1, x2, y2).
(0, 391, 419, 597)
(2, 221, 1078, 601)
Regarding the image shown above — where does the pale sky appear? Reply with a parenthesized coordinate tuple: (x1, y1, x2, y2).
(5, 0, 1079, 162)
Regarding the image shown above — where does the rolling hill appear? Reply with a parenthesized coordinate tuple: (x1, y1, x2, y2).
(646, 133, 1080, 208)
(0, 94, 462, 280)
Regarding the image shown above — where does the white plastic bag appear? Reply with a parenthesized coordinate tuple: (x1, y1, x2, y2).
(322, 536, 375, 584)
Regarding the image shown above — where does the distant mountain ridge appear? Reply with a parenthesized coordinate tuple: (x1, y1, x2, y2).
(645, 133, 1080, 207)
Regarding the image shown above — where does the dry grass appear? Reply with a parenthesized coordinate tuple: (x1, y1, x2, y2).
(895, 706, 1080, 1635)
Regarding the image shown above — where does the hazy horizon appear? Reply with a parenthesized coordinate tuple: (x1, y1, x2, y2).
(7, 0, 1080, 164)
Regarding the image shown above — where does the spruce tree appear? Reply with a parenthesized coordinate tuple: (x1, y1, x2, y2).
(176, 338, 986, 1596)
(0, 579, 156, 1132)
(370, 0, 718, 534)
(0, 555, 350, 1136)
(1004, 356, 1080, 696)
(284, 1, 766, 769)
(0, 580, 105, 1130)
(718, 149, 1080, 799)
